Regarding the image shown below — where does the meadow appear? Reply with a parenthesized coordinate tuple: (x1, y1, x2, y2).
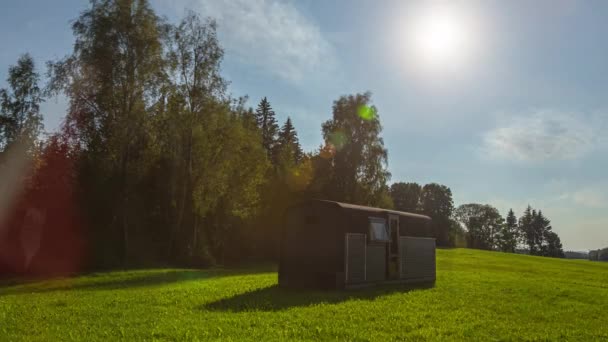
(1, 249, 607, 341)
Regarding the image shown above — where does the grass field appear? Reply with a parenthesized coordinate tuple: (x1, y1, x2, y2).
(1, 249, 607, 341)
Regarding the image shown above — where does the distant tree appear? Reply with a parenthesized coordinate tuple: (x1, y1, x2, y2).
(390, 182, 421, 212)
(255, 97, 279, 158)
(518, 205, 535, 253)
(274, 117, 303, 165)
(420, 183, 454, 246)
(543, 230, 565, 258)
(0, 53, 43, 152)
(532, 210, 548, 254)
(518, 206, 564, 257)
(319, 92, 390, 206)
(498, 209, 519, 253)
(455, 203, 503, 250)
(447, 218, 467, 247)
(230, 96, 257, 130)
(532, 211, 564, 258)
(252, 117, 306, 261)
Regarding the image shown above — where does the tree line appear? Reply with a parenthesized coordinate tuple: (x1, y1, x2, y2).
(389, 183, 564, 257)
(0, 0, 563, 275)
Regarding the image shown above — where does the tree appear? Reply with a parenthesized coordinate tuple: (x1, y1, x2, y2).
(518, 206, 564, 257)
(447, 218, 467, 247)
(420, 183, 454, 246)
(319, 92, 390, 206)
(498, 209, 519, 253)
(518, 205, 535, 253)
(255, 97, 279, 158)
(0, 54, 43, 152)
(274, 117, 303, 165)
(543, 230, 565, 258)
(390, 182, 421, 212)
(47, 0, 166, 266)
(455, 203, 503, 250)
(161, 11, 230, 262)
(531, 210, 549, 254)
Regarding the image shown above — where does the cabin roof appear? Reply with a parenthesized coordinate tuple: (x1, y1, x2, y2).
(314, 199, 432, 221)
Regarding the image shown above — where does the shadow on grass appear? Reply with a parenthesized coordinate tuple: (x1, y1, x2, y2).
(203, 282, 434, 312)
(0, 266, 276, 296)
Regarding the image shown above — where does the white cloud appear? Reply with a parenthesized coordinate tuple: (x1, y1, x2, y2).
(555, 186, 608, 209)
(571, 189, 607, 208)
(481, 110, 601, 162)
(159, 0, 334, 83)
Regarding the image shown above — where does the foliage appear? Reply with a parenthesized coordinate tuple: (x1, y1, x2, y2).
(44, 0, 268, 267)
(274, 117, 303, 165)
(390, 182, 422, 212)
(2, 249, 607, 340)
(419, 183, 454, 246)
(255, 97, 279, 159)
(46, 0, 167, 267)
(517, 206, 563, 257)
(318, 92, 390, 206)
(0, 53, 43, 152)
(497, 209, 519, 252)
(455, 203, 504, 250)
(447, 218, 467, 248)
(0, 0, 568, 271)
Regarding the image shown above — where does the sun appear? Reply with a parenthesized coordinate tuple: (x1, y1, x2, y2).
(415, 10, 467, 61)
(403, 4, 478, 72)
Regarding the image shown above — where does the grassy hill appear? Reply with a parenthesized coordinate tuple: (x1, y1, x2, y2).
(1, 249, 607, 341)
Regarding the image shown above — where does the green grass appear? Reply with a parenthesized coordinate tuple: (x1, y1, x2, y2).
(1, 249, 607, 341)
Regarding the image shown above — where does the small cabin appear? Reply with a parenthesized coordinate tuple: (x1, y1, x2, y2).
(279, 199, 436, 289)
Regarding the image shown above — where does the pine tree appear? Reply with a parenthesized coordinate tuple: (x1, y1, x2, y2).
(255, 97, 279, 157)
(544, 230, 565, 258)
(275, 117, 303, 164)
(519, 205, 534, 253)
(531, 210, 550, 255)
(498, 208, 518, 253)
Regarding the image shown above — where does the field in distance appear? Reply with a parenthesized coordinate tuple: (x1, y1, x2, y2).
(1, 249, 607, 341)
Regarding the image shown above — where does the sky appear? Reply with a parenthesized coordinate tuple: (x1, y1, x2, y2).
(1, 0, 607, 250)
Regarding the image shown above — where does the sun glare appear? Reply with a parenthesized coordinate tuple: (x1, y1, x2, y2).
(402, 4, 478, 72)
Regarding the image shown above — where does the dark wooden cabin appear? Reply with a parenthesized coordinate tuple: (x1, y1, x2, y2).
(279, 199, 436, 289)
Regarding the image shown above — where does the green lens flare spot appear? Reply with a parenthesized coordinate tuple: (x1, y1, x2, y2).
(357, 105, 376, 121)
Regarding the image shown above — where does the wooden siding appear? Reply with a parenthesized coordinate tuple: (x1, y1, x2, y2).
(400, 237, 436, 281)
(366, 245, 386, 282)
(345, 233, 366, 283)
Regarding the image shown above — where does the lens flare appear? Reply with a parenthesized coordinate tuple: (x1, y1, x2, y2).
(357, 105, 376, 121)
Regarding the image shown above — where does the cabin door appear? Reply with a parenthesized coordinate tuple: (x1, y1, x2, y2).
(388, 214, 400, 279)
(345, 233, 366, 284)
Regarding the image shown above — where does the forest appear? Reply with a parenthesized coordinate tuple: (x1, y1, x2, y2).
(0, 0, 564, 275)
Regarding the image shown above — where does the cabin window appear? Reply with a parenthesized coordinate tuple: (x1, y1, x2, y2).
(368, 217, 389, 242)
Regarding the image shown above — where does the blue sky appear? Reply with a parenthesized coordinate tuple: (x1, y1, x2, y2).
(2, 0, 607, 250)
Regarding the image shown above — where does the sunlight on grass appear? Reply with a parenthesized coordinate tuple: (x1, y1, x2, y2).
(1, 249, 607, 341)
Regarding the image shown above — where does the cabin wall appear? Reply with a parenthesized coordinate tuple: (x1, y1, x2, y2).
(366, 244, 386, 282)
(280, 202, 342, 288)
(399, 237, 436, 282)
(343, 209, 390, 285)
(281, 200, 436, 289)
(345, 233, 366, 284)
